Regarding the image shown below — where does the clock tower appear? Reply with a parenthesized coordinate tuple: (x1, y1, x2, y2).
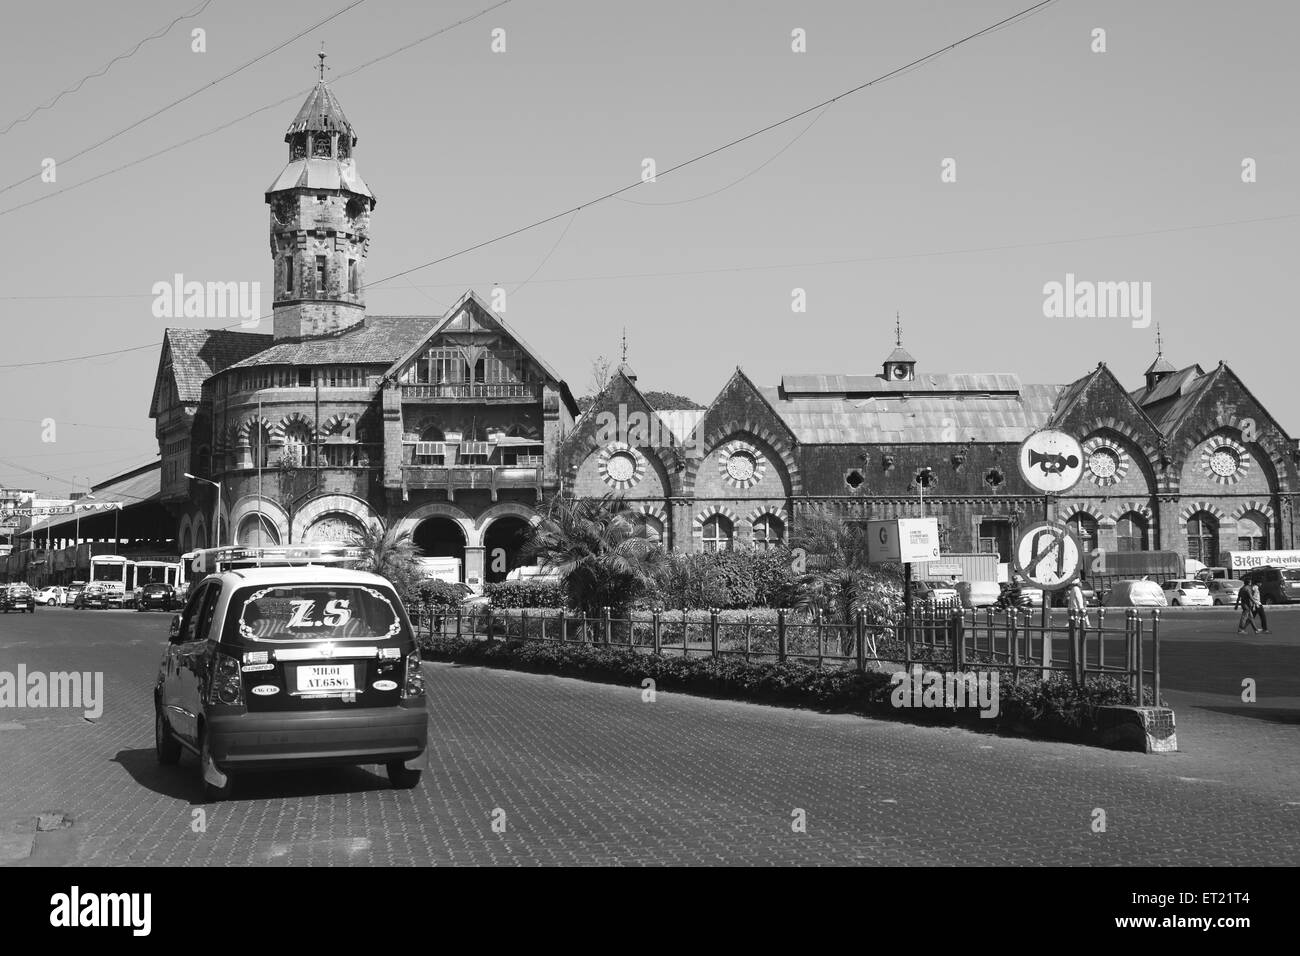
(882, 313, 916, 382)
(265, 51, 376, 341)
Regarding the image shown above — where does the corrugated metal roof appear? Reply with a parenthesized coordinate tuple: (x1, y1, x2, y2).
(163, 329, 272, 405)
(227, 315, 433, 369)
(781, 372, 1023, 395)
(1131, 364, 1203, 408)
(758, 383, 1062, 443)
(26, 462, 161, 533)
(264, 158, 373, 199)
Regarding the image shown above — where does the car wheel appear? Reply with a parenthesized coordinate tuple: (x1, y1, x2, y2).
(386, 761, 422, 789)
(199, 729, 235, 802)
(155, 707, 181, 765)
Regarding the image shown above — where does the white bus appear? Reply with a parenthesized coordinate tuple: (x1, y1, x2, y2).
(88, 555, 132, 602)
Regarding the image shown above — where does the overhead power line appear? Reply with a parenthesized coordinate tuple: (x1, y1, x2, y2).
(0, 0, 218, 135)
(0, 0, 518, 219)
(0, 0, 372, 198)
(0, 0, 1088, 372)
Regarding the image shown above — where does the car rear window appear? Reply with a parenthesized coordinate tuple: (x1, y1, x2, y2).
(230, 584, 406, 642)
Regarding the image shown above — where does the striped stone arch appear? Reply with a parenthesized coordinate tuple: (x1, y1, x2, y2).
(1108, 500, 1154, 523)
(474, 501, 542, 532)
(1078, 420, 1162, 478)
(746, 504, 788, 525)
(272, 412, 316, 442)
(228, 496, 290, 544)
(236, 414, 273, 444)
(692, 505, 739, 534)
(631, 502, 668, 524)
(1057, 502, 1104, 525)
(683, 420, 801, 495)
(1179, 500, 1228, 523)
(320, 412, 359, 438)
(1230, 499, 1274, 523)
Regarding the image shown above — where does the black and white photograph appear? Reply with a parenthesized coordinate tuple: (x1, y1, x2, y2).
(0, 0, 1292, 923)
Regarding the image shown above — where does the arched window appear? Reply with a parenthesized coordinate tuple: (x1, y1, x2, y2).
(1066, 512, 1098, 555)
(281, 422, 312, 466)
(248, 423, 272, 469)
(1236, 511, 1268, 551)
(642, 515, 665, 546)
(1116, 512, 1149, 552)
(701, 515, 733, 553)
(1187, 512, 1219, 564)
(752, 515, 784, 550)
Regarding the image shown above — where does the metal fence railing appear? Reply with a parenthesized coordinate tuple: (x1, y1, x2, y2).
(411, 604, 1163, 704)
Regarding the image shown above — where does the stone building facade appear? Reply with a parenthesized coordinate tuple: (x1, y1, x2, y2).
(150, 74, 1300, 584)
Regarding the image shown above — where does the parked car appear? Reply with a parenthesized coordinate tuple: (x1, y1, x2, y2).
(136, 582, 178, 611)
(1238, 566, 1300, 605)
(1161, 579, 1213, 607)
(2, 583, 36, 613)
(957, 580, 1001, 609)
(154, 565, 427, 801)
(908, 580, 959, 606)
(74, 584, 109, 609)
(64, 582, 86, 605)
(1206, 578, 1245, 606)
(1102, 579, 1168, 607)
(35, 586, 67, 606)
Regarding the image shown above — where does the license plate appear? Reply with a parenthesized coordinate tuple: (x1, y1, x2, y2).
(295, 664, 356, 693)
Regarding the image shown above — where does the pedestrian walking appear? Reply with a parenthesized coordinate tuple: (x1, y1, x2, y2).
(1250, 582, 1270, 633)
(1066, 579, 1093, 628)
(1236, 581, 1259, 634)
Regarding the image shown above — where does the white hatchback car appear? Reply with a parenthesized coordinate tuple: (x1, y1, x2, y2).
(35, 586, 66, 606)
(1161, 579, 1213, 607)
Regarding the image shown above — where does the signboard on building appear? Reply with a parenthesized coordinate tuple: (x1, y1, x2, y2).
(867, 517, 940, 564)
(1017, 429, 1084, 495)
(1225, 550, 1300, 572)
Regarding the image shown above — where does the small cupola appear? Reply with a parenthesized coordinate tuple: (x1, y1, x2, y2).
(882, 313, 916, 382)
(1144, 325, 1176, 390)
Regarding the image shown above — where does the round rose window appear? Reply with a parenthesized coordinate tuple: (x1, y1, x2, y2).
(1209, 448, 1239, 478)
(725, 452, 756, 483)
(1088, 448, 1119, 480)
(605, 452, 637, 483)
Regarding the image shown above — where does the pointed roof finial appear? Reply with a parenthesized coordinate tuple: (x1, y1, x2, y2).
(895, 311, 902, 348)
(620, 327, 628, 365)
(317, 43, 328, 82)
(1155, 322, 1163, 359)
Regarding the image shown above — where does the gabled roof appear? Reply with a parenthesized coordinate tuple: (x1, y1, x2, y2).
(150, 328, 272, 416)
(1144, 355, 1177, 376)
(884, 346, 916, 364)
(226, 315, 432, 370)
(1129, 364, 1208, 428)
(384, 290, 566, 386)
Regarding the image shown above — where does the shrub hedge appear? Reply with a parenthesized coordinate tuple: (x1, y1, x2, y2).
(419, 636, 1162, 743)
(483, 580, 566, 608)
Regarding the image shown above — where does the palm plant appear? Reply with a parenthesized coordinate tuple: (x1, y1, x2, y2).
(521, 494, 667, 615)
(350, 519, 424, 599)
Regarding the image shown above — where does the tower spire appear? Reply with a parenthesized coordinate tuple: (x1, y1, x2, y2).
(1155, 322, 1163, 359)
(895, 311, 902, 348)
(317, 43, 328, 82)
(621, 327, 628, 365)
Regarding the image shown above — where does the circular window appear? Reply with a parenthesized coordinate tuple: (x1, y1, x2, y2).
(606, 452, 637, 483)
(1088, 448, 1119, 480)
(1209, 448, 1239, 477)
(726, 452, 756, 483)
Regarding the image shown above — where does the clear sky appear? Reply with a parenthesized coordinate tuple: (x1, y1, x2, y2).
(0, 0, 1295, 497)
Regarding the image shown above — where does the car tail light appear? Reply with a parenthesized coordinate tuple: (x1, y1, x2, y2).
(403, 650, 424, 700)
(208, 651, 244, 706)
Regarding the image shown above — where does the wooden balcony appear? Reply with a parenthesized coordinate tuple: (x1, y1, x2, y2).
(401, 382, 541, 402)
(401, 464, 543, 501)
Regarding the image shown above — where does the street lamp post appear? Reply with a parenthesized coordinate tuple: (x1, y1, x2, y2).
(185, 473, 223, 548)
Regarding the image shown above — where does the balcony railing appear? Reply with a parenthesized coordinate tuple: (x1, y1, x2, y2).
(401, 464, 543, 502)
(402, 382, 541, 401)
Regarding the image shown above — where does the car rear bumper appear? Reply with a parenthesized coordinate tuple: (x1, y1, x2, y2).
(206, 703, 428, 770)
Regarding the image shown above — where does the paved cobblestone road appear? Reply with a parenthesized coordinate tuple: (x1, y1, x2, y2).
(0, 609, 1296, 865)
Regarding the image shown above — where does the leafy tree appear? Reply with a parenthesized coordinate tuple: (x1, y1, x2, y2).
(521, 494, 667, 615)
